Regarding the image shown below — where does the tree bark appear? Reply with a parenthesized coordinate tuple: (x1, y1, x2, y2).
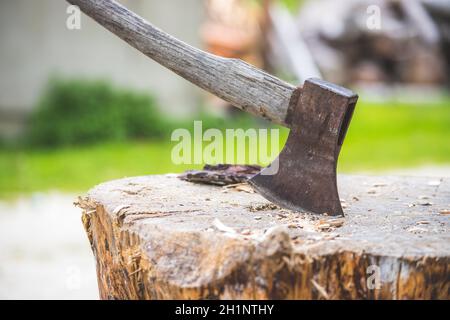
(76, 174, 449, 299)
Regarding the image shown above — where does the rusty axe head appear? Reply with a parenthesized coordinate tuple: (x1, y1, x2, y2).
(249, 78, 357, 216)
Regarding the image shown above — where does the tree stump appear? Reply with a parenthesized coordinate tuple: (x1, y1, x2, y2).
(76, 174, 449, 300)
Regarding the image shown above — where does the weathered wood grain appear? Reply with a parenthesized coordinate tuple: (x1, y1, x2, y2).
(67, 0, 297, 126)
(76, 174, 450, 300)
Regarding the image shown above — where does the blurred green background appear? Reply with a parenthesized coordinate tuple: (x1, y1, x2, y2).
(0, 77, 449, 198)
(0, 0, 449, 199)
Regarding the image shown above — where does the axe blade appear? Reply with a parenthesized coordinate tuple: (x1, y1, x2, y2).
(249, 78, 358, 216)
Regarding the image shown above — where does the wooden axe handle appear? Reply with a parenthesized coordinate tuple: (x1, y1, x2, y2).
(68, 0, 297, 126)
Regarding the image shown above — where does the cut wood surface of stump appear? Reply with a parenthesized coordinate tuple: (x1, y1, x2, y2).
(76, 174, 450, 300)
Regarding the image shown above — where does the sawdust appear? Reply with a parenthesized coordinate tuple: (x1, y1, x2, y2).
(222, 183, 255, 193)
(247, 203, 280, 212)
(316, 218, 345, 232)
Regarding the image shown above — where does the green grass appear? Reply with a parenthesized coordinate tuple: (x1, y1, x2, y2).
(281, 0, 305, 12)
(0, 101, 449, 198)
(0, 142, 198, 198)
(339, 102, 450, 171)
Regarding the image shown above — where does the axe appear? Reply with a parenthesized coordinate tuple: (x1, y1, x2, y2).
(68, 0, 358, 216)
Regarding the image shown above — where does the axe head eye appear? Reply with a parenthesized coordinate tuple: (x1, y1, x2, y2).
(249, 78, 358, 216)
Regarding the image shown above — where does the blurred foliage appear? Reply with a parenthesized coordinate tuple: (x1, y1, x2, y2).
(280, 0, 304, 12)
(26, 78, 172, 147)
(250, 0, 304, 12)
(25, 77, 260, 148)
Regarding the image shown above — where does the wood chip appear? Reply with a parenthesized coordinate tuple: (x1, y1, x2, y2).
(311, 279, 329, 300)
(317, 223, 331, 230)
(224, 183, 255, 193)
(248, 203, 280, 212)
(373, 182, 388, 187)
(417, 201, 433, 206)
(439, 210, 450, 215)
(427, 180, 441, 186)
(328, 218, 345, 228)
(212, 218, 237, 234)
(315, 217, 345, 231)
(323, 233, 340, 240)
(113, 205, 130, 214)
(277, 212, 288, 219)
(407, 226, 427, 234)
(179, 164, 261, 186)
